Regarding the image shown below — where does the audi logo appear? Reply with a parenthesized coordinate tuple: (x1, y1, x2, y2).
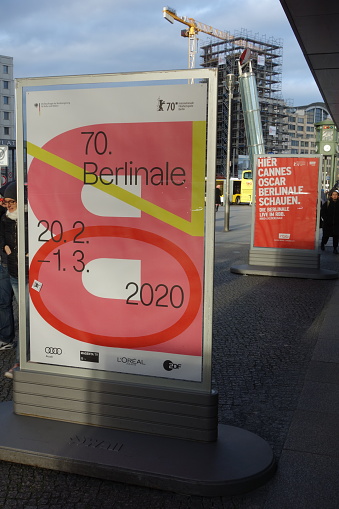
(45, 347, 62, 355)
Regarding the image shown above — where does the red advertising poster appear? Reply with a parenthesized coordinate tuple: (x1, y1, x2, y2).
(23, 81, 210, 384)
(254, 156, 320, 249)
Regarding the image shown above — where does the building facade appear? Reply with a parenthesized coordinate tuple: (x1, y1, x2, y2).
(0, 55, 15, 181)
(0, 55, 15, 140)
(285, 102, 330, 155)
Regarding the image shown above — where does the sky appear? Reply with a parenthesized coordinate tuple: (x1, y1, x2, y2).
(0, 0, 323, 107)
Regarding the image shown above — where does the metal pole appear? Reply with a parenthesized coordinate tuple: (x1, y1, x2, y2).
(224, 74, 235, 232)
(188, 28, 197, 85)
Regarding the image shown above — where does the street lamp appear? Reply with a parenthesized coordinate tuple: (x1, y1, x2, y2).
(224, 74, 235, 232)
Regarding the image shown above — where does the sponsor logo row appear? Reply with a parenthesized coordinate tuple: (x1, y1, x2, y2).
(44, 347, 182, 371)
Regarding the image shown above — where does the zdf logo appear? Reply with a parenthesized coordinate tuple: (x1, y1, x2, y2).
(45, 347, 62, 355)
(163, 360, 181, 371)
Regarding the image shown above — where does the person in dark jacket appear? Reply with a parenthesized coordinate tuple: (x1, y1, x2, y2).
(1, 182, 20, 378)
(1, 182, 19, 295)
(0, 184, 14, 350)
(320, 189, 339, 254)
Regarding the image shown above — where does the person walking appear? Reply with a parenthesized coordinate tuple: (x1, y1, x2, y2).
(215, 185, 222, 212)
(320, 189, 339, 254)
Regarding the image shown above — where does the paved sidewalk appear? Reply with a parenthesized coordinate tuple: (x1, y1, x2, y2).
(215, 206, 339, 508)
(0, 205, 338, 508)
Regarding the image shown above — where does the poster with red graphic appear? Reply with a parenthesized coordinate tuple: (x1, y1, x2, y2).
(25, 82, 209, 383)
(254, 155, 321, 249)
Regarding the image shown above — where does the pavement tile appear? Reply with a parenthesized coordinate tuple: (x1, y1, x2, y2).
(312, 338, 339, 362)
(264, 450, 339, 509)
(306, 360, 338, 384)
(297, 381, 339, 415)
(284, 409, 339, 458)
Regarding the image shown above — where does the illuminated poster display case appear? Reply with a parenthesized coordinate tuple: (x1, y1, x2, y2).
(16, 69, 218, 393)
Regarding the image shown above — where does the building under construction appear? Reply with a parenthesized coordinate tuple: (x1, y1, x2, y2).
(200, 29, 289, 177)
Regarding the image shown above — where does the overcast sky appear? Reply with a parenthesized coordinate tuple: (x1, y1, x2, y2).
(1, 0, 323, 107)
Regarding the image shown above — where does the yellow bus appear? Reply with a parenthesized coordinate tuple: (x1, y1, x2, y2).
(230, 170, 253, 204)
(212, 170, 253, 205)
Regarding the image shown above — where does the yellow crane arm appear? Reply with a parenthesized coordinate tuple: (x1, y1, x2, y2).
(163, 6, 231, 40)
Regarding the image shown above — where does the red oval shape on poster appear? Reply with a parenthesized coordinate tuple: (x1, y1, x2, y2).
(30, 226, 202, 348)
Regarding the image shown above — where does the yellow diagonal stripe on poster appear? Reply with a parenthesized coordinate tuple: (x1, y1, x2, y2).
(27, 122, 206, 236)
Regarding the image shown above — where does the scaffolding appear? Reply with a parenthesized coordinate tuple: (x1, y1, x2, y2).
(200, 29, 289, 177)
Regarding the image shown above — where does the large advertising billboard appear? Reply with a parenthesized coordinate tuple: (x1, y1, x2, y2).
(254, 155, 321, 250)
(21, 77, 213, 386)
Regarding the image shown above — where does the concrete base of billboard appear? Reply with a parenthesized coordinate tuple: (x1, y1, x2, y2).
(0, 401, 275, 497)
(230, 264, 338, 279)
(231, 247, 338, 279)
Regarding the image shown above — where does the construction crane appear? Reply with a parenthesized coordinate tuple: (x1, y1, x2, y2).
(163, 6, 233, 72)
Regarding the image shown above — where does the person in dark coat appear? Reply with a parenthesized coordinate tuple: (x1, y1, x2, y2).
(320, 189, 339, 254)
(0, 182, 20, 378)
(215, 185, 222, 211)
(0, 183, 14, 349)
(1, 182, 19, 290)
